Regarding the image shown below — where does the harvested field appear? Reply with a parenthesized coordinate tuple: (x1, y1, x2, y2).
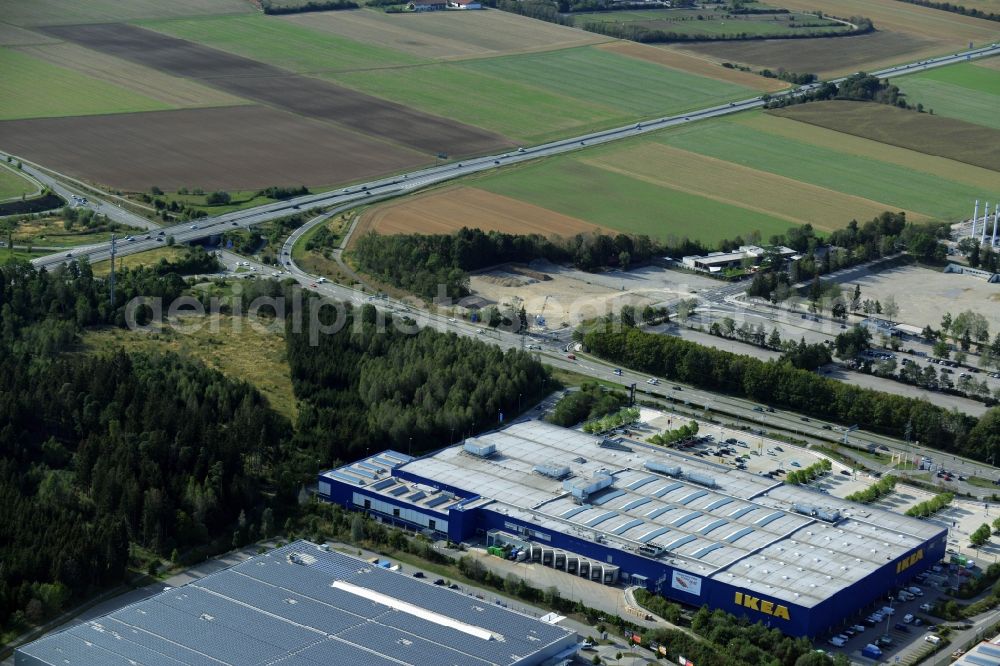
(15, 41, 248, 109)
(356, 186, 603, 237)
(1, 0, 253, 27)
(736, 112, 1000, 192)
(680, 31, 934, 79)
(42, 23, 511, 157)
(576, 8, 850, 37)
(0, 46, 171, 120)
(976, 55, 1000, 71)
(597, 41, 788, 92)
(0, 106, 428, 192)
(281, 8, 609, 60)
(770, 101, 1000, 172)
(586, 142, 914, 229)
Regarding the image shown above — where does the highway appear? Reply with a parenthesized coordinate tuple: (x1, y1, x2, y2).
(18, 38, 1000, 490)
(25, 41, 1000, 271)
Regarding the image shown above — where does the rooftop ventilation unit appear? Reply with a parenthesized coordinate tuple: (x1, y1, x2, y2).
(815, 508, 842, 523)
(644, 460, 682, 477)
(463, 440, 496, 458)
(683, 471, 717, 488)
(533, 464, 571, 480)
(563, 471, 614, 502)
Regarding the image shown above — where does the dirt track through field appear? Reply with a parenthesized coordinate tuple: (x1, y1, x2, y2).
(40, 23, 510, 157)
(0, 106, 429, 191)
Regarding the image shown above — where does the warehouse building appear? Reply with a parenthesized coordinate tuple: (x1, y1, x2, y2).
(16, 540, 576, 666)
(318, 421, 947, 638)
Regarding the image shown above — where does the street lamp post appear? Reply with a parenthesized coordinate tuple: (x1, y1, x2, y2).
(884, 595, 894, 642)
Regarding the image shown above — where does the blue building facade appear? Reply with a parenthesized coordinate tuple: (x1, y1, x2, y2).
(318, 438, 947, 639)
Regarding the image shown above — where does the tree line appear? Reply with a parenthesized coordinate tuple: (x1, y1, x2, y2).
(892, 0, 1000, 22)
(580, 16, 872, 43)
(765, 71, 916, 110)
(261, 0, 358, 14)
(580, 323, 1000, 461)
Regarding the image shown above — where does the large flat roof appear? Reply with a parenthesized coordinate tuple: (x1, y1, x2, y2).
(17, 541, 575, 666)
(341, 421, 944, 608)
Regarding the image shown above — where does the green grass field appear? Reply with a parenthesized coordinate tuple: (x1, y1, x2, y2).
(141, 14, 417, 74)
(0, 47, 172, 120)
(333, 62, 620, 143)
(0, 163, 37, 201)
(474, 159, 790, 243)
(335, 45, 755, 142)
(657, 117, 989, 220)
(895, 62, 1000, 130)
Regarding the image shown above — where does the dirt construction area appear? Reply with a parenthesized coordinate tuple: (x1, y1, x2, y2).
(829, 263, 1000, 333)
(0, 106, 428, 192)
(469, 261, 719, 328)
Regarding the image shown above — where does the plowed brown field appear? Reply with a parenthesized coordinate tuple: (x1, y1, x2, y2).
(356, 187, 602, 238)
(0, 106, 428, 192)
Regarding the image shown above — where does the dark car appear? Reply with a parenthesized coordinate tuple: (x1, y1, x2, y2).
(894, 623, 909, 633)
(840, 470, 851, 476)
(412, 572, 425, 578)
(433, 579, 445, 586)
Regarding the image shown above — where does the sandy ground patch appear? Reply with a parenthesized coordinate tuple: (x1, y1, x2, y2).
(597, 41, 788, 92)
(585, 142, 913, 230)
(15, 41, 249, 109)
(470, 260, 718, 329)
(357, 186, 603, 237)
(829, 263, 1000, 333)
(282, 8, 609, 61)
(975, 55, 1000, 71)
(741, 113, 1000, 192)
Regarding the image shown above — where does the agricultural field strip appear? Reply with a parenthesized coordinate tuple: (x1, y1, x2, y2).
(770, 101, 1000, 172)
(360, 186, 603, 237)
(676, 31, 939, 80)
(25, 41, 1000, 268)
(738, 112, 1000, 191)
(596, 41, 789, 92)
(14, 41, 250, 109)
(658, 117, 997, 219)
(895, 77, 1000, 130)
(279, 8, 610, 61)
(0, 106, 431, 192)
(0, 0, 254, 27)
(41, 22, 509, 157)
(574, 8, 849, 36)
(474, 158, 793, 243)
(581, 142, 914, 228)
(0, 46, 172, 120)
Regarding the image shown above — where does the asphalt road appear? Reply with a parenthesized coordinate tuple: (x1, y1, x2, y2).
(25, 41, 1000, 272)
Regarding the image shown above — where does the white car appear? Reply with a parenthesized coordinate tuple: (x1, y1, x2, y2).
(919, 603, 933, 612)
(903, 614, 914, 623)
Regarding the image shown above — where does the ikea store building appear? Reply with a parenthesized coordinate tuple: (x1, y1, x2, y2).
(319, 421, 946, 637)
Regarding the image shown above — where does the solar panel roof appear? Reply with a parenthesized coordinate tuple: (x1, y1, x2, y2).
(17, 541, 575, 666)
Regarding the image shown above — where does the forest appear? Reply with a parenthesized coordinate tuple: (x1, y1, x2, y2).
(0, 255, 548, 637)
(286, 299, 553, 463)
(582, 322, 999, 461)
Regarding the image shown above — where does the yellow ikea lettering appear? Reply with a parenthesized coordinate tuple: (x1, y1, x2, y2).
(734, 591, 790, 621)
(896, 548, 924, 574)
